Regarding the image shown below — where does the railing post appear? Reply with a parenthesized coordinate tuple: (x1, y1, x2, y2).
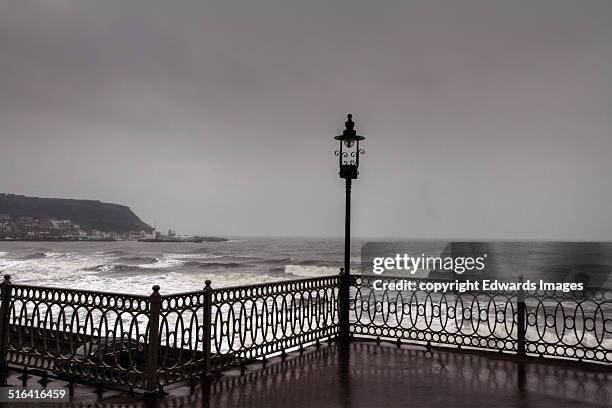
(339, 268, 350, 344)
(202, 280, 212, 378)
(146, 285, 161, 393)
(517, 276, 526, 356)
(0, 275, 11, 369)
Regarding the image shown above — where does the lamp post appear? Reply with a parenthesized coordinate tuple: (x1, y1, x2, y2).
(335, 114, 365, 344)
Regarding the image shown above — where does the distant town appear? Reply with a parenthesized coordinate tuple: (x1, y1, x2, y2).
(0, 215, 225, 242)
(0, 193, 227, 242)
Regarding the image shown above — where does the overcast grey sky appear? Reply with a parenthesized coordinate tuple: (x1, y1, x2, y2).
(1, 0, 612, 239)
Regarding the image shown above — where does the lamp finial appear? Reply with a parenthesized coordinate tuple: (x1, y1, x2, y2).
(344, 114, 355, 134)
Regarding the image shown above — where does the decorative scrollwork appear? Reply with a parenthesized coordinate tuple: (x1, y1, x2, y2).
(157, 290, 208, 384)
(349, 275, 612, 364)
(210, 276, 340, 371)
(4, 285, 150, 389)
(522, 289, 612, 362)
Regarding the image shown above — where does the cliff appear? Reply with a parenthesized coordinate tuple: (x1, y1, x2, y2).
(0, 194, 153, 233)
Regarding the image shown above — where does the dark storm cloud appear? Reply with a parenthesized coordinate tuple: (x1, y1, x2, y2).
(1, 0, 612, 239)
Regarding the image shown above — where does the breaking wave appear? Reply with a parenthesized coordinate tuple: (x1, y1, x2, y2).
(83, 264, 145, 274)
(20, 252, 47, 260)
(284, 265, 339, 277)
(137, 257, 184, 269)
(115, 256, 158, 265)
(19, 252, 68, 260)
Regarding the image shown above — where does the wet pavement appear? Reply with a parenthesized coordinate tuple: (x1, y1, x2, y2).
(2, 341, 612, 407)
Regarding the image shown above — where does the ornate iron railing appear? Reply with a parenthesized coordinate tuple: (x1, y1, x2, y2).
(210, 276, 339, 371)
(152, 276, 340, 384)
(155, 286, 209, 386)
(0, 275, 339, 392)
(0, 280, 151, 389)
(349, 275, 612, 364)
(1, 272, 611, 394)
(523, 288, 612, 362)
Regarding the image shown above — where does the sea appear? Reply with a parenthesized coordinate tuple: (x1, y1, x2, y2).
(0, 238, 362, 295)
(2, 239, 612, 295)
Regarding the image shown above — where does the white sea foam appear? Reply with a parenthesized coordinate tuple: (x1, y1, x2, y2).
(55, 270, 282, 295)
(0, 252, 106, 285)
(0, 249, 275, 293)
(0, 239, 348, 293)
(44, 252, 68, 258)
(138, 256, 185, 269)
(135, 253, 223, 269)
(284, 265, 339, 277)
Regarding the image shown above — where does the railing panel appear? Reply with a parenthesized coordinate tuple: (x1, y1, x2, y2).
(349, 275, 517, 352)
(157, 290, 208, 385)
(349, 275, 612, 364)
(211, 276, 340, 370)
(154, 276, 340, 383)
(524, 288, 612, 363)
(5, 284, 151, 389)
